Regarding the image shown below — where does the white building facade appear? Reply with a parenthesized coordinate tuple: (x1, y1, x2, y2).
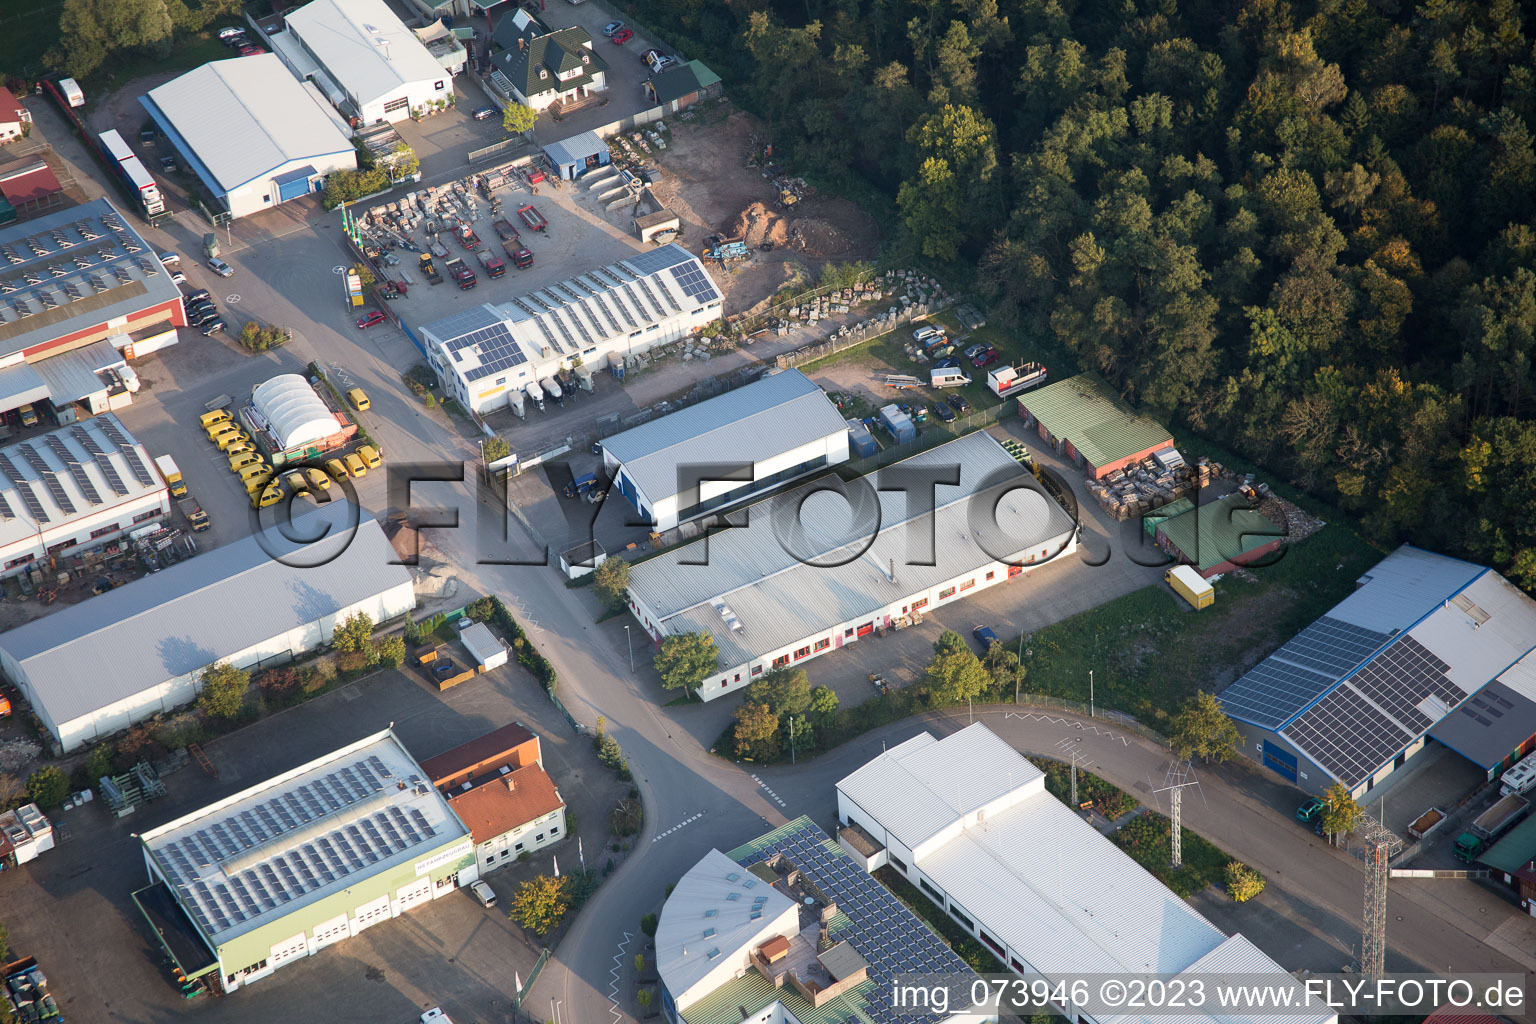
(0, 508, 413, 751)
(280, 0, 452, 125)
(421, 244, 722, 416)
(626, 432, 1079, 701)
(0, 414, 167, 579)
(835, 725, 1336, 1024)
(600, 369, 849, 532)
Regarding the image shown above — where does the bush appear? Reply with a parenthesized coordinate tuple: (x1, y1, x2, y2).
(305, 656, 336, 691)
(256, 666, 302, 702)
(25, 765, 68, 809)
(237, 322, 290, 352)
(1225, 862, 1266, 902)
(83, 743, 116, 783)
(198, 662, 251, 720)
(333, 612, 374, 654)
(337, 650, 369, 674)
(403, 616, 422, 647)
(640, 913, 658, 937)
(321, 167, 391, 210)
(610, 797, 643, 836)
(377, 635, 406, 668)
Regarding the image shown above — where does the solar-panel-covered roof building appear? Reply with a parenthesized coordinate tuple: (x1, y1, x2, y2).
(1218, 545, 1536, 797)
(419, 243, 723, 416)
(599, 369, 849, 531)
(134, 728, 473, 993)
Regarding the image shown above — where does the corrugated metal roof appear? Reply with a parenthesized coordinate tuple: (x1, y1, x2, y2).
(0, 360, 48, 405)
(629, 432, 1076, 668)
(1156, 493, 1285, 572)
(286, 0, 446, 108)
(144, 56, 354, 193)
(1331, 544, 1484, 634)
(32, 338, 123, 402)
(1428, 679, 1536, 770)
(543, 130, 606, 167)
(252, 374, 341, 448)
(603, 369, 846, 502)
(1019, 372, 1171, 470)
(1478, 811, 1536, 873)
(839, 726, 1320, 1021)
(2, 505, 413, 727)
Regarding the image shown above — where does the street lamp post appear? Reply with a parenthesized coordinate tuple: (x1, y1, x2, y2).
(624, 624, 634, 672)
(1089, 669, 1095, 719)
(789, 716, 796, 765)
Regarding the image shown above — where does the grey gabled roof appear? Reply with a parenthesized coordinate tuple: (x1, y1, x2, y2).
(491, 12, 605, 98)
(1, 504, 413, 726)
(603, 369, 845, 501)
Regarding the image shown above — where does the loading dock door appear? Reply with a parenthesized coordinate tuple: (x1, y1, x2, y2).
(1261, 742, 1298, 782)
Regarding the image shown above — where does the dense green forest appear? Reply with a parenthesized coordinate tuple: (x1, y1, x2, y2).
(639, 0, 1536, 585)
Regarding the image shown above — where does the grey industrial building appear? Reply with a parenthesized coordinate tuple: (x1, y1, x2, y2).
(600, 369, 849, 532)
(0, 504, 414, 752)
(1218, 545, 1536, 797)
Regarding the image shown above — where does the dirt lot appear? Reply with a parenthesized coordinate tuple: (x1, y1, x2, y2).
(603, 107, 882, 313)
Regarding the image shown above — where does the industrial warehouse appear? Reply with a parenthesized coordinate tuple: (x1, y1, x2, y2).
(1017, 372, 1175, 480)
(0, 413, 166, 578)
(599, 369, 849, 532)
(1218, 544, 1536, 798)
(133, 729, 473, 993)
(141, 55, 357, 220)
(835, 724, 1335, 1024)
(0, 198, 182, 426)
(0, 503, 414, 752)
(420, 244, 722, 416)
(624, 431, 1078, 700)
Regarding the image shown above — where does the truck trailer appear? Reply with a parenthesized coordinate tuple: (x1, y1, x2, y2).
(176, 495, 210, 532)
(1453, 792, 1530, 862)
(1165, 565, 1214, 610)
(444, 257, 476, 290)
(475, 249, 506, 278)
(154, 454, 186, 497)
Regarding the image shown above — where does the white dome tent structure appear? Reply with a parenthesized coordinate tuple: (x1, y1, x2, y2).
(244, 373, 355, 466)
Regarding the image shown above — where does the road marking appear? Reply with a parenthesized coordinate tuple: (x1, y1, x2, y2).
(225, 293, 241, 304)
(608, 930, 633, 1024)
(653, 812, 704, 842)
(506, 592, 543, 632)
(1002, 711, 1130, 745)
(750, 773, 786, 808)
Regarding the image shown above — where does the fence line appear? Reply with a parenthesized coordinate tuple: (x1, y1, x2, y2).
(837, 403, 1012, 477)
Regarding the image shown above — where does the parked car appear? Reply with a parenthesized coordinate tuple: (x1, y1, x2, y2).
(972, 625, 999, 648)
(200, 319, 227, 335)
(931, 401, 956, 422)
(159, 251, 180, 267)
(305, 467, 332, 493)
(1295, 797, 1325, 822)
(347, 387, 371, 410)
(972, 348, 999, 369)
(218, 26, 245, 41)
(169, 270, 187, 285)
(933, 357, 960, 370)
(187, 300, 216, 317)
(356, 310, 386, 329)
(344, 452, 367, 478)
(183, 287, 210, 303)
(189, 309, 220, 327)
(159, 155, 178, 172)
(358, 444, 382, 469)
(640, 48, 663, 65)
(603, 20, 625, 35)
(324, 458, 348, 482)
(472, 106, 496, 121)
(611, 28, 633, 44)
(206, 257, 234, 277)
(947, 394, 973, 415)
(653, 55, 679, 72)
(963, 342, 988, 359)
(470, 880, 497, 907)
(239, 43, 265, 56)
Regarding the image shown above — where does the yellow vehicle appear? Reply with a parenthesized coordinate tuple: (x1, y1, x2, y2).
(347, 388, 370, 412)
(207, 422, 239, 443)
(215, 431, 251, 452)
(17, 404, 38, 427)
(285, 471, 311, 500)
(1165, 565, 1214, 611)
(357, 444, 381, 470)
(244, 475, 273, 497)
(324, 457, 347, 482)
(344, 452, 367, 478)
(229, 451, 261, 472)
(304, 467, 332, 493)
(251, 482, 283, 508)
(199, 409, 230, 429)
(223, 440, 255, 458)
(238, 463, 271, 485)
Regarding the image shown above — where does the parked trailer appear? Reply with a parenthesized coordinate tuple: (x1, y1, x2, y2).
(883, 374, 924, 390)
(100, 128, 165, 216)
(988, 363, 1049, 398)
(518, 204, 548, 232)
(1454, 792, 1530, 862)
(540, 376, 563, 401)
(492, 218, 520, 242)
(1407, 807, 1447, 841)
(525, 379, 545, 410)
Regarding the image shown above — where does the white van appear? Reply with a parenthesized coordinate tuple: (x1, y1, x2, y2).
(1500, 756, 1536, 796)
(469, 880, 497, 907)
(930, 367, 972, 388)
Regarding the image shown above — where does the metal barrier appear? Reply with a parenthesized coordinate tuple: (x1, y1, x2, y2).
(513, 947, 552, 1010)
(469, 137, 523, 164)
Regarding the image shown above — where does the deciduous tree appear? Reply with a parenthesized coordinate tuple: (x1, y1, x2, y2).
(593, 557, 631, 611)
(654, 632, 718, 692)
(1168, 691, 1242, 764)
(510, 875, 571, 935)
(197, 662, 250, 720)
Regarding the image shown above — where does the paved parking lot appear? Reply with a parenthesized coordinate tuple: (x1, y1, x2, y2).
(0, 660, 624, 1024)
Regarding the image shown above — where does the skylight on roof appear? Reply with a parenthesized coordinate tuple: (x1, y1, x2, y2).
(704, 908, 718, 918)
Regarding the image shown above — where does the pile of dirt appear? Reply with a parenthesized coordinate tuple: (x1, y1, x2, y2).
(721, 201, 789, 248)
(787, 219, 853, 258)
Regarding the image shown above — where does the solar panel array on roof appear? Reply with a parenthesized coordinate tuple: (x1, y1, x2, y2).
(672, 262, 719, 304)
(1218, 615, 1393, 727)
(98, 417, 154, 486)
(71, 423, 128, 496)
(739, 820, 975, 1024)
(0, 452, 46, 522)
(451, 323, 527, 382)
(1284, 685, 1410, 785)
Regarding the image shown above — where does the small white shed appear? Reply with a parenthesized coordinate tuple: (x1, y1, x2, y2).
(460, 621, 507, 671)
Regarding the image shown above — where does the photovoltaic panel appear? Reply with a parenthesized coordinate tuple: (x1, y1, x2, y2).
(18, 443, 74, 515)
(99, 418, 154, 486)
(46, 435, 102, 504)
(1284, 686, 1411, 786)
(671, 263, 719, 304)
(1218, 659, 1337, 728)
(1272, 616, 1391, 676)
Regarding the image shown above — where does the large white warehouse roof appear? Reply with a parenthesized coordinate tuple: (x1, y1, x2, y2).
(143, 56, 354, 193)
(286, 0, 446, 107)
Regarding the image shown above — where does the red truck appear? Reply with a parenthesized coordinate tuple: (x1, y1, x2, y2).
(444, 257, 477, 290)
(510, 246, 534, 269)
(518, 204, 548, 232)
(458, 226, 481, 249)
(476, 249, 506, 279)
(492, 218, 520, 243)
